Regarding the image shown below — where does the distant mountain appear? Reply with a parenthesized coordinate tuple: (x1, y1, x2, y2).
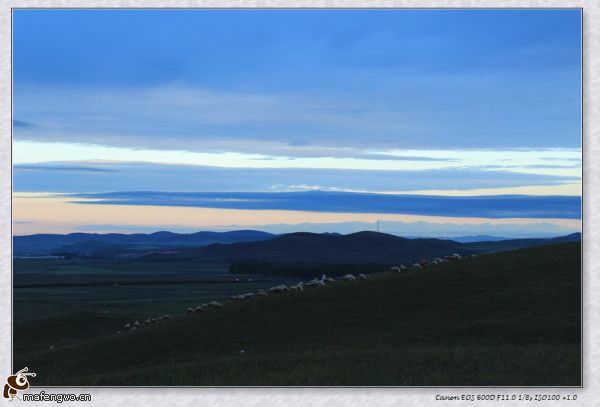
(464, 232, 581, 253)
(14, 229, 581, 262)
(145, 231, 472, 264)
(450, 235, 512, 243)
(13, 230, 275, 256)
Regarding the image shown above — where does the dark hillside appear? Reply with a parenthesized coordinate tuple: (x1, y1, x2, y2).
(17, 242, 581, 386)
(151, 231, 471, 264)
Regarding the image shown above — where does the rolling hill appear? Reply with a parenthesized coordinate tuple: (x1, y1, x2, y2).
(12, 230, 275, 256)
(143, 231, 581, 264)
(146, 231, 472, 264)
(13, 229, 581, 266)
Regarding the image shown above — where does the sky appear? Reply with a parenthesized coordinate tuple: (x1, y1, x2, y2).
(12, 9, 582, 238)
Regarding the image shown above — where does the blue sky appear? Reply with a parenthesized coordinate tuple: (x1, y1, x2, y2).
(14, 9, 581, 151)
(12, 9, 582, 237)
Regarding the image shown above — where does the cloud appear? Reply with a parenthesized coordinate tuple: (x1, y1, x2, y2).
(473, 164, 580, 170)
(352, 153, 457, 162)
(13, 67, 581, 157)
(13, 162, 580, 194)
(67, 190, 582, 219)
(13, 120, 35, 128)
(15, 164, 115, 173)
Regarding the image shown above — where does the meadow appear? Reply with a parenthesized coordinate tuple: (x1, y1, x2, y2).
(13, 259, 296, 357)
(12, 242, 581, 386)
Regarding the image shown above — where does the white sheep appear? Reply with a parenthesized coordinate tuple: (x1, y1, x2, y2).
(134, 320, 140, 327)
(186, 307, 194, 314)
(268, 284, 289, 293)
(342, 274, 356, 281)
(413, 263, 422, 269)
(290, 283, 304, 291)
(304, 279, 324, 287)
(232, 293, 252, 300)
(257, 291, 268, 297)
(390, 266, 400, 272)
(124, 322, 131, 329)
(208, 301, 224, 308)
(359, 273, 367, 279)
(325, 277, 335, 283)
(431, 260, 439, 266)
(452, 253, 462, 260)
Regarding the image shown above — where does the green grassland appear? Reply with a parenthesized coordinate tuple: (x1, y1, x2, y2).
(13, 242, 580, 386)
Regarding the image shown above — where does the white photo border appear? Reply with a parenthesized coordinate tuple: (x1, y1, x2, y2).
(0, 1, 596, 406)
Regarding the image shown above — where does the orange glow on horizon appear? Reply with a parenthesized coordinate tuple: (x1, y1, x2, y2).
(12, 194, 581, 235)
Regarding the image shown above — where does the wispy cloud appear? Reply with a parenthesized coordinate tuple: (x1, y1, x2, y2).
(12, 141, 582, 179)
(13, 119, 35, 128)
(13, 161, 579, 194)
(15, 164, 115, 173)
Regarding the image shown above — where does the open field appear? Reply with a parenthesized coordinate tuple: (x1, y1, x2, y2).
(13, 259, 297, 356)
(13, 242, 581, 386)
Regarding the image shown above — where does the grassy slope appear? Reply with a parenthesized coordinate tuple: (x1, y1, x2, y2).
(15, 242, 581, 386)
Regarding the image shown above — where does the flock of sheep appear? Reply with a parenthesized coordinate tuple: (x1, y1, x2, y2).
(117, 252, 470, 334)
(119, 313, 171, 334)
(193, 273, 367, 307)
(390, 252, 468, 271)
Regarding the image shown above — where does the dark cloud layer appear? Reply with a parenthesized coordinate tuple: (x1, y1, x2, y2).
(70, 190, 581, 219)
